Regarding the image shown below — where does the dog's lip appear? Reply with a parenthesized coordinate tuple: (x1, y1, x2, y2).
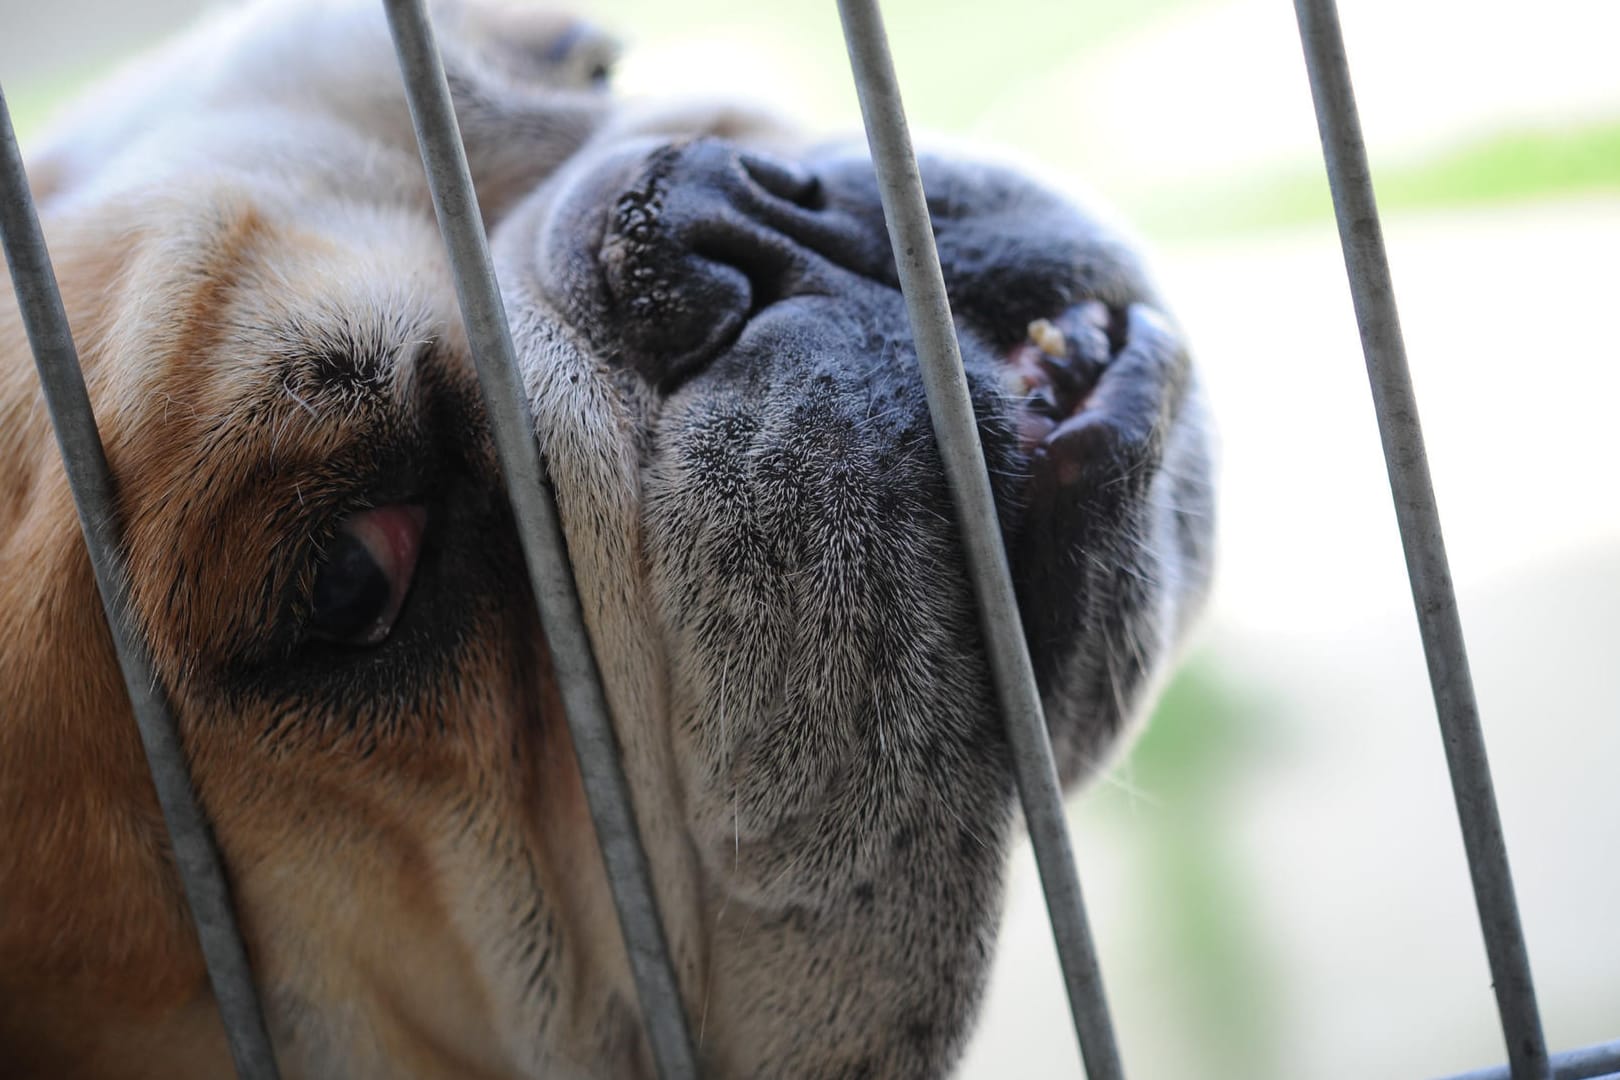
(999, 301, 1120, 452)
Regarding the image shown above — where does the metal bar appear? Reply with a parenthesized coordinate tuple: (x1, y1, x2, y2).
(378, 4, 698, 1077)
(834, 3, 1125, 1077)
(0, 84, 280, 1080)
(1438, 1039, 1620, 1080)
(1290, 3, 1550, 1078)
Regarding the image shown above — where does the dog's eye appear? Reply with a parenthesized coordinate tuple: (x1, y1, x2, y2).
(309, 505, 426, 645)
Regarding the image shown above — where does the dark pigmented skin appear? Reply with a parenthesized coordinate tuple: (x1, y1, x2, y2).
(497, 134, 1215, 1077)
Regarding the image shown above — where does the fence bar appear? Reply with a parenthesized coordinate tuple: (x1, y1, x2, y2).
(1439, 1040, 1620, 1080)
(0, 85, 280, 1080)
(1290, 2, 1550, 1078)
(378, 3, 698, 1076)
(835, 2, 1125, 1077)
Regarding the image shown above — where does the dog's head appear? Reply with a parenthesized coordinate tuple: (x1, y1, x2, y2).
(0, 4, 1213, 1078)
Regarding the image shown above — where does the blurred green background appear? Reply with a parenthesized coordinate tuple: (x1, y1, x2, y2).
(5, 0, 1618, 1076)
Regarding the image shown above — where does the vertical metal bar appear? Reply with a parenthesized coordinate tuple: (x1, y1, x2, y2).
(0, 84, 280, 1080)
(834, 3, 1125, 1077)
(1290, 3, 1549, 1078)
(378, 4, 699, 1077)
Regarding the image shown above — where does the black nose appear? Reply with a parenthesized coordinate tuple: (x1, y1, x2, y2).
(593, 139, 893, 387)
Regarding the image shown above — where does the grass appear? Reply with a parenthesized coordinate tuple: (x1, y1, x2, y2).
(1135, 120, 1620, 239)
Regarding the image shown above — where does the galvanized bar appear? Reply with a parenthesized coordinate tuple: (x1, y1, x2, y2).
(0, 83, 280, 1080)
(1438, 1040, 1620, 1080)
(378, 3, 698, 1077)
(1290, 2, 1549, 1078)
(835, 2, 1125, 1077)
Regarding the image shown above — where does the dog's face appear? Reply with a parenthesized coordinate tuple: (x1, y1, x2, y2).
(0, 4, 1213, 1078)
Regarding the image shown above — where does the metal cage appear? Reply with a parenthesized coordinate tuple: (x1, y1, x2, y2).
(0, 1, 1614, 1077)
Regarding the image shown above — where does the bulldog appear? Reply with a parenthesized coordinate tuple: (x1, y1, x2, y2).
(0, 2, 1214, 1077)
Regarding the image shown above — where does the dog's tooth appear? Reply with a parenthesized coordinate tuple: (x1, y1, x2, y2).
(1027, 318, 1066, 358)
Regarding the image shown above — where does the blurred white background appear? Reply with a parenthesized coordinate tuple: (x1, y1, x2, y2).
(6, 1, 1618, 1076)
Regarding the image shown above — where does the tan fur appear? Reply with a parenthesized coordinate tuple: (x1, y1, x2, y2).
(0, 4, 652, 1076)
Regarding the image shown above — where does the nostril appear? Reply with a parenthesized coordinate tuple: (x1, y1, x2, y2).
(740, 152, 826, 211)
(691, 226, 794, 321)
